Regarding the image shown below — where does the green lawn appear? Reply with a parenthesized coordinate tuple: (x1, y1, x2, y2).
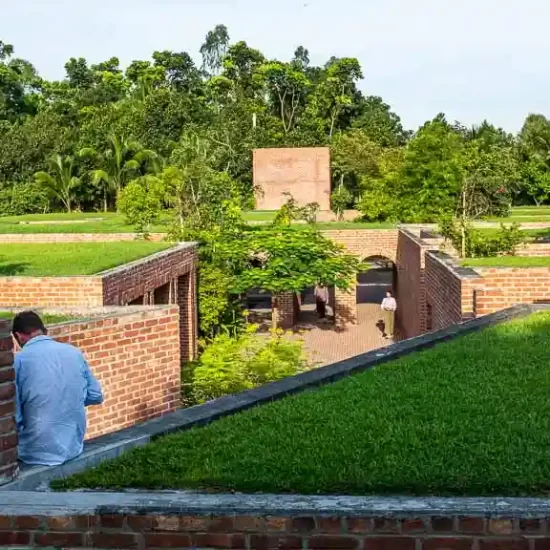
(0, 242, 171, 276)
(462, 256, 550, 268)
(54, 311, 550, 496)
(0, 311, 76, 324)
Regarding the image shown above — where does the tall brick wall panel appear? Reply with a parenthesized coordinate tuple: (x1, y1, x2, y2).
(254, 147, 331, 211)
(395, 230, 426, 339)
(2, 511, 550, 548)
(0, 321, 16, 485)
(473, 267, 550, 315)
(48, 307, 181, 440)
(0, 277, 104, 307)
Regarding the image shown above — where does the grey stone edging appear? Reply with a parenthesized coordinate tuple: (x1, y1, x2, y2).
(4, 491, 550, 518)
(2, 303, 545, 494)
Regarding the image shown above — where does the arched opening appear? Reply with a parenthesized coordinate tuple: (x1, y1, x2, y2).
(356, 255, 396, 325)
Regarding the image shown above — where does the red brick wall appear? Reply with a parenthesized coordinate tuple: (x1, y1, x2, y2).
(254, 147, 331, 211)
(473, 267, 550, 315)
(0, 277, 104, 307)
(1, 511, 548, 548)
(395, 230, 428, 339)
(0, 323, 17, 485)
(102, 244, 196, 307)
(48, 307, 181, 440)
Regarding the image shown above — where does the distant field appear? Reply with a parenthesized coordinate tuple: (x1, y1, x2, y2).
(0, 242, 171, 276)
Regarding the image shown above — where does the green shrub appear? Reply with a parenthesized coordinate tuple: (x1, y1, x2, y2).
(190, 326, 308, 403)
(439, 218, 526, 258)
(330, 186, 353, 220)
(0, 181, 49, 216)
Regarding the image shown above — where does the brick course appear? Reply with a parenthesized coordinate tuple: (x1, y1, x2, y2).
(2, 511, 550, 548)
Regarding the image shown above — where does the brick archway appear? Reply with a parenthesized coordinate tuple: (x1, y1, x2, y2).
(320, 230, 399, 326)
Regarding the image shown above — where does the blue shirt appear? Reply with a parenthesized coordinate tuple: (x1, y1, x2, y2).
(14, 335, 104, 466)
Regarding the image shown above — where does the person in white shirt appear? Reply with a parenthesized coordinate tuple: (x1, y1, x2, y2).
(314, 283, 329, 319)
(380, 290, 397, 339)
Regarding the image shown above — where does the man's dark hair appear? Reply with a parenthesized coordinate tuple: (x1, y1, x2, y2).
(12, 311, 46, 335)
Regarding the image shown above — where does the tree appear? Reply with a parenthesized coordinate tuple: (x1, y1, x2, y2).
(80, 134, 157, 211)
(218, 227, 363, 328)
(255, 61, 310, 133)
(200, 25, 230, 75)
(308, 57, 363, 137)
(34, 155, 81, 213)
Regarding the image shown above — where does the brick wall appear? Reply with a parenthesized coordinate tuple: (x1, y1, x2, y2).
(254, 147, 331, 211)
(47, 307, 181, 440)
(0, 322, 17, 486)
(395, 230, 428, 339)
(273, 292, 299, 329)
(473, 267, 550, 316)
(2, 510, 550, 548)
(0, 277, 104, 307)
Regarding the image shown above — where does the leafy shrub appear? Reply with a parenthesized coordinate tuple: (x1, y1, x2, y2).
(190, 326, 308, 403)
(117, 175, 164, 235)
(330, 186, 353, 220)
(0, 181, 49, 216)
(439, 218, 526, 258)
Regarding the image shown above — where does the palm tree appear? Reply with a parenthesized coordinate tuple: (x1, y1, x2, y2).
(80, 134, 158, 211)
(34, 155, 81, 213)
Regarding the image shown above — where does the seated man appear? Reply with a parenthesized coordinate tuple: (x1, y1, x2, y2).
(12, 311, 104, 466)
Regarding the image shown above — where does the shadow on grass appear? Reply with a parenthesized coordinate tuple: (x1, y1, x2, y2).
(0, 261, 29, 276)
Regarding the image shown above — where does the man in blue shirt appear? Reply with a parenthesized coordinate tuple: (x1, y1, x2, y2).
(12, 311, 104, 466)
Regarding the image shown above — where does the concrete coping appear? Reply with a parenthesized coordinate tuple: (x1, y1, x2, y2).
(95, 241, 198, 276)
(2, 303, 546, 494)
(426, 250, 482, 280)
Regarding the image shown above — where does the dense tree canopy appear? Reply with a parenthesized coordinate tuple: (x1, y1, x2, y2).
(0, 28, 547, 220)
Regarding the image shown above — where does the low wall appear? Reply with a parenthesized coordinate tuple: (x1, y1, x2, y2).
(3, 501, 550, 549)
(473, 267, 550, 315)
(47, 307, 181, 440)
(424, 252, 484, 331)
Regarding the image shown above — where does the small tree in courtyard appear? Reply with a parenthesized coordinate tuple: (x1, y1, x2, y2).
(218, 227, 363, 328)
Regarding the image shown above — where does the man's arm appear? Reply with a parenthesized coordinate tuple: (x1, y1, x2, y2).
(82, 356, 104, 406)
(14, 355, 24, 432)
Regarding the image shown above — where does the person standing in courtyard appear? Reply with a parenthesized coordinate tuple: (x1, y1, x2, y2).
(381, 289, 397, 339)
(314, 283, 330, 320)
(12, 311, 104, 466)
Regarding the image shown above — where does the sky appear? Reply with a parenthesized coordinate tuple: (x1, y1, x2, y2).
(1, 0, 549, 133)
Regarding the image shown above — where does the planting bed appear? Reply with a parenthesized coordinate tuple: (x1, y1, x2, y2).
(0, 241, 171, 275)
(462, 256, 550, 268)
(55, 310, 550, 497)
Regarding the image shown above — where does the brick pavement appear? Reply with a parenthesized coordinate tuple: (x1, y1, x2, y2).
(289, 303, 394, 367)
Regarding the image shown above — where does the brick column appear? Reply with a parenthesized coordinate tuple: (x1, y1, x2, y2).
(273, 292, 296, 329)
(0, 326, 17, 485)
(178, 271, 198, 362)
(334, 286, 357, 327)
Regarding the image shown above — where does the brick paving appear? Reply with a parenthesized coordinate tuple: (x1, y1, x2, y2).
(289, 304, 394, 367)
(289, 266, 396, 366)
